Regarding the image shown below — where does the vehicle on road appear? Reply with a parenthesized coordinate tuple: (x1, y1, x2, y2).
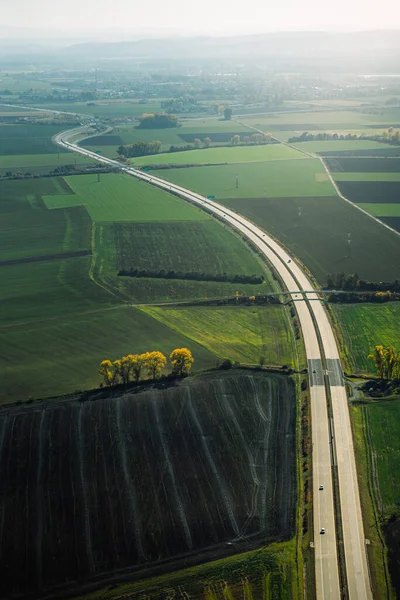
(320, 528, 326, 534)
(319, 485, 324, 490)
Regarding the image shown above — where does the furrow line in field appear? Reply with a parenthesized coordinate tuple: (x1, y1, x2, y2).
(35, 410, 45, 589)
(258, 381, 274, 530)
(0, 415, 8, 553)
(216, 380, 261, 537)
(115, 399, 145, 560)
(217, 381, 260, 488)
(77, 405, 95, 573)
(152, 393, 193, 551)
(68, 411, 81, 573)
(25, 413, 35, 580)
(186, 388, 240, 537)
(277, 378, 296, 534)
(99, 402, 118, 560)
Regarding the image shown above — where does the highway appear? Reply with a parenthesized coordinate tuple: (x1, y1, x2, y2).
(54, 127, 373, 599)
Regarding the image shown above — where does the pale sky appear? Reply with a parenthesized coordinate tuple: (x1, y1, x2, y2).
(1, 0, 400, 37)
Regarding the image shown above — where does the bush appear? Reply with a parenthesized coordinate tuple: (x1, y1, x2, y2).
(219, 358, 233, 370)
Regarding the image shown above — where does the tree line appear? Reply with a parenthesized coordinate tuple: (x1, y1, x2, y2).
(369, 345, 400, 379)
(136, 113, 179, 129)
(288, 129, 400, 145)
(118, 268, 264, 284)
(116, 132, 273, 159)
(99, 348, 194, 386)
(117, 141, 161, 158)
(327, 273, 400, 293)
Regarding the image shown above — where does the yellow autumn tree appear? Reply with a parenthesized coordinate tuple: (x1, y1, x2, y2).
(368, 345, 385, 378)
(99, 359, 113, 386)
(170, 348, 194, 376)
(128, 353, 147, 382)
(368, 345, 400, 379)
(144, 351, 167, 379)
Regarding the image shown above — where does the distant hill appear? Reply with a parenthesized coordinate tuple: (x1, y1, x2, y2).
(61, 30, 400, 71)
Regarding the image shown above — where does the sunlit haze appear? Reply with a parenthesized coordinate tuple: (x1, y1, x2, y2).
(2, 0, 400, 38)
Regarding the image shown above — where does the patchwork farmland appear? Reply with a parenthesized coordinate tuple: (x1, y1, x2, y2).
(0, 124, 290, 402)
(0, 371, 297, 598)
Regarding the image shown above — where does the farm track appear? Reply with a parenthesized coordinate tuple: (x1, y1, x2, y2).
(52, 125, 373, 599)
(0, 372, 295, 599)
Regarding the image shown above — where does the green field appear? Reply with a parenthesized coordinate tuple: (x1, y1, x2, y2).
(290, 140, 395, 154)
(220, 195, 400, 284)
(0, 123, 74, 155)
(44, 173, 209, 221)
(130, 143, 304, 166)
(81, 119, 256, 156)
(241, 108, 400, 130)
(334, 303, 400, 374)
(0, 176, 73, 212)
(1, 166, 293, 401)
(357, 204, 400, 217)
(333, 172, 400, 181)
(74, 540, 298, 600)
(0, 305, 216, 402)
(142, 305, 296, 366)
(94, 218, 274, 303)
(153, 159, 336, 198)
(1, 256, 117, 325)
(0, 152, 96, 171)
(0, 205, 90, 261)
(32, 100, 164, 117)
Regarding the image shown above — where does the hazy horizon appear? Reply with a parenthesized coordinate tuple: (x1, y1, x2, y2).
(1, 0, 399, 40)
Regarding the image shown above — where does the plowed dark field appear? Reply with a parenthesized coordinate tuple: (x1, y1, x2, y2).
(325, 157, 400, 172)
(0, 371, 296, 599)
(337, 181, 400, 203)
(320, 147, 400, 157)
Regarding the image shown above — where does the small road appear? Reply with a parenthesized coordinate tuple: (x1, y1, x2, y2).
(54, 127, 373, 600)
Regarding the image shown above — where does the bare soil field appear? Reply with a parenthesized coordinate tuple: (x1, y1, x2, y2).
(0, 370, 296, 599)
(336, 181, 400, 204)
(325, 157, 400, 172)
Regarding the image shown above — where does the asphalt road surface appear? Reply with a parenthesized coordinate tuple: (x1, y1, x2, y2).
(54, 127, 373, 600)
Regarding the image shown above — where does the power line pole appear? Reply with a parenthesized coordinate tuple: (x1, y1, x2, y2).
(236, 173, 239, 189)
(347, 232, 351, 258)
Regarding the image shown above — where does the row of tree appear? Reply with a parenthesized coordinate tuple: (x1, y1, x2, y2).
(137, 113, 179, 129)
(329, 290, 399, 304)
(117, 141, 162, 158)
(99, 348, 194, 386)
(117, 269, 264, 284)
(327, 273, 400, 293)
(288, 129, 400, 145)
(230, 133, 271, 146)
(369, 345, 400, 379)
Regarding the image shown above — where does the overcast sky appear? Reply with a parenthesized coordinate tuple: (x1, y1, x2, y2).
(2, 0, 399, 37)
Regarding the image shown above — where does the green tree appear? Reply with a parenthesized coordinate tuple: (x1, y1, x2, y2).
(203, 137, 212, 148)
(224, 107, 232, 120)
(193, 138, 202, 149)
(230, 134, 240, 146)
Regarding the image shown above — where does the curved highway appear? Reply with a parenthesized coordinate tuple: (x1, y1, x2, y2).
(54, 127, 373, 600)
